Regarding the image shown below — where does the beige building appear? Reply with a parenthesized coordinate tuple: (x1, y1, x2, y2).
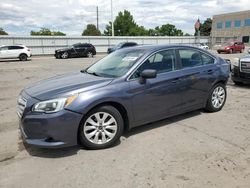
(211, 10, 250, 44)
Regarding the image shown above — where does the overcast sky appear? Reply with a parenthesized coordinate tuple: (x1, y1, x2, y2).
(0, 0, 249, 35)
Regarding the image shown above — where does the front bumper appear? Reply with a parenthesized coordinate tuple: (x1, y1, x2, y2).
(231, 66, 250, 84)
(217, 49, 230, 53)
(19, 108, 83, 148)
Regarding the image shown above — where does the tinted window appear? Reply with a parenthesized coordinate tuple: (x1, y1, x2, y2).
(132, 50, 176, 79)
(179, 49, 202, 68)
(81, 44, 91, 48)
(128, 43, 137, 46)
(8, 46, 24, 50)
(73, 44, 81, 48)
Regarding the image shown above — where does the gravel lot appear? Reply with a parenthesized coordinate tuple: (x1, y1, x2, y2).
(0, 51, 250, 188)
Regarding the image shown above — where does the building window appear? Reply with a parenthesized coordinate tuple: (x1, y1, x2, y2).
(244, 19, 250, 26)
(216, 22, 223, 29)
(225, 21, 231, 28)
(242, 36, 249, 43)
(234, 20, 241, 27)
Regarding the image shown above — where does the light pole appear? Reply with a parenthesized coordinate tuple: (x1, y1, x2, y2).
(111, 0, 114, 36)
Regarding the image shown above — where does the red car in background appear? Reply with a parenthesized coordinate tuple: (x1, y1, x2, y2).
(216, 41, 245, 54)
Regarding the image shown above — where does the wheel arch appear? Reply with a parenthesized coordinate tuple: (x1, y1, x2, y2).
(77, 101, 130, 144)
(19, 53, 28, 57)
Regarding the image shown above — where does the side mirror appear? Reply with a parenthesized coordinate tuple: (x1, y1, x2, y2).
(139, 69, 157, 84)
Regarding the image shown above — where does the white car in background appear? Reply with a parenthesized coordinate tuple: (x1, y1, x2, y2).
(0, 45, 31, 61)
(197, 43, 209, 50)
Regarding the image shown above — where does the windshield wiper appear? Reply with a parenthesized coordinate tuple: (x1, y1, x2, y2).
(81, 69, 101, 77)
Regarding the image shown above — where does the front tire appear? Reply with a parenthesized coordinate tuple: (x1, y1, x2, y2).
(61, 52, 69, 59)
(19, 54, 28, 61)
(205, 83, 227, 112)
(78, 106, 124, 149)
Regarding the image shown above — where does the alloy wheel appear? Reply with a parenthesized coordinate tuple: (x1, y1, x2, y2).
(83, 112, 118, 145)
(61, 52, 68, 59)
(87, 52, 93, 58)
(211, 86, 225, 109)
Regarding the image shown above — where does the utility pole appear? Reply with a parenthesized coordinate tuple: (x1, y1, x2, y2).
(111, 0, 114, 36)
(96, 6, 99, 30)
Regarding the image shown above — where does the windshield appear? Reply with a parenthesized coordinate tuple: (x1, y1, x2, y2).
(86, 49, 146, 78)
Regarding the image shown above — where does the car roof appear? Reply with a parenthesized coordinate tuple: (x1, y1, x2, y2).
(125, 44, 210, 53)
(0, 44, 26, 47)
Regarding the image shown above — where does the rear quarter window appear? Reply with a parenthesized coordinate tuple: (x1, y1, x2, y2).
(201, 53, 215, 65)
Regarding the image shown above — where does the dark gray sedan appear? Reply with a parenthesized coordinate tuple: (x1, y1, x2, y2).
(18, 45, 230, 149)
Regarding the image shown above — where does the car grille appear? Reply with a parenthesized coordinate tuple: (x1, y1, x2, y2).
(240, 61, 250, 73)
(17, 96, 27, 118)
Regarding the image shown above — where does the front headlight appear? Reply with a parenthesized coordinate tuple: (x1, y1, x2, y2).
(232, 58, 239, 67)
(32, 95, 78, 113)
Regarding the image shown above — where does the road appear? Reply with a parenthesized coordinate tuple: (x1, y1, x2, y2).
(0, 52, 250, 188)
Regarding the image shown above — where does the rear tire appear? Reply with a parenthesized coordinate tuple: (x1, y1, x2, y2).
(205, 83, 227, 112)
(19, 54, 28, 61)
(87, 51, 93, 58)
(78, 106, 124, 149)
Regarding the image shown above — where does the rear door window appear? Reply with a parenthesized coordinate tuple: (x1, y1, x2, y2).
(8, 46, 24, 50)
(179, 49, 203, 68)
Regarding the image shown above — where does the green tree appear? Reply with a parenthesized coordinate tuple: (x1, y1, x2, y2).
(0, 27, 8, 35)
(104, 10, 148, 36)
(194, 18, 212, 36)
(52, 31, 66, 36)
(153, 24, 183, 36)
(30, 28, 66, 36)
(82, 24, 101, 36)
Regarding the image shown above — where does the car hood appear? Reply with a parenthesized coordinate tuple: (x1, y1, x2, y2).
(240, 55, 250, 61)
(24, 71, 113, 100)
